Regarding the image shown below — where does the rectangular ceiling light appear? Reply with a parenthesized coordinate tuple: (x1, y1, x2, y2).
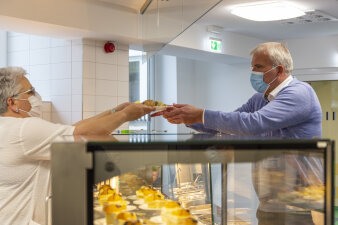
(230, 1, 305, 21)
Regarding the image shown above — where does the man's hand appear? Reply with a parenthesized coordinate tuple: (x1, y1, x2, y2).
(162, 104, 203, 125)
(121, 103, 155, 121)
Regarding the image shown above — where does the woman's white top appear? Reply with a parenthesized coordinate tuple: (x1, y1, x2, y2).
(0, 117, 75, 225)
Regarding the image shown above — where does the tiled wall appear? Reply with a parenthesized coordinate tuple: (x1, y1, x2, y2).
(81, 40, 130, 130)
(7, 33, 130, 130)
(7, 32, 81, 124)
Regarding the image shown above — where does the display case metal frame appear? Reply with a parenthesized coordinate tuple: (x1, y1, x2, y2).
(51, 135, 334, 225)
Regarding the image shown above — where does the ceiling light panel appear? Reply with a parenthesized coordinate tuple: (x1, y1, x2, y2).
(230, 1, 305, 21)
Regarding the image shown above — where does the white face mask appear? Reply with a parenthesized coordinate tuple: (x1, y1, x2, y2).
(16, 93, 43, 117)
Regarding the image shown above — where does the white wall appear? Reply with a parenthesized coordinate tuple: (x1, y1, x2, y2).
(7, 32, 81, 124)
(152, 54, 178, 133)
(176, 58, 253, 133)
(171, 23, 263, 59)
(285, 35, 338, 69)
(81, 40, 130, 131)
(7, 32, 130, 128)
(0, 30, 6, 67)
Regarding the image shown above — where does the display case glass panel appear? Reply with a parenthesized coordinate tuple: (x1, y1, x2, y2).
(51, 134, 334, 225)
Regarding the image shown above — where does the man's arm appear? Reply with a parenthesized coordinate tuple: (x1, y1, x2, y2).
(203, 87, 313, 135)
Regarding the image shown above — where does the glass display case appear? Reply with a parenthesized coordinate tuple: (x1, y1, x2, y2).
(50, 134, 334, 225)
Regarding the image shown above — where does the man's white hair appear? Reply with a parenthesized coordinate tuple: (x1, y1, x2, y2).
(250, 42, 293, 75)
(0, 67, 27, 114)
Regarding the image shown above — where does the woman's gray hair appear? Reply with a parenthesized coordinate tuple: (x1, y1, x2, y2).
(250, 42, 293, 75)
(0, 67, 27, 114)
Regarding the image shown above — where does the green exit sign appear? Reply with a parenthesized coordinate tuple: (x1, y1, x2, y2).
(209, 39, 222, 53)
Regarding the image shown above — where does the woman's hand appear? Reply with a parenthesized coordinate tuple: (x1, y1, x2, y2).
(114, 102, 132, 112)
(121, 103, 155, 121)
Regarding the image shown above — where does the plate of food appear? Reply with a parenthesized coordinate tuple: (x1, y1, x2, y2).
(136, 100, 172, 111)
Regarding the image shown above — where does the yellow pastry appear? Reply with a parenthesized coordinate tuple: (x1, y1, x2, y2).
(166, 208, 197, 225)
(107, 193, 124, 202)
(144, 192, 164, 203)
(103, 202, 127, 214)
(98, 189, 117, 205)
(136, 186, 156, 199)
(147, 199, 167, 209)
(161, 201, 182, 223)
(104, 202, 128, 225)
(115, 212, 138, 225)
(142, 100, 155, 106)
(123, 221, 143, 225)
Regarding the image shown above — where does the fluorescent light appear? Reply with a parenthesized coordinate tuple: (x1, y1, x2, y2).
(230, 1, 305, 21)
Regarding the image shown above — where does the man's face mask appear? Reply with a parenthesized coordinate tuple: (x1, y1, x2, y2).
(250, 66, 278, 93)
(14, 88, 43, 117)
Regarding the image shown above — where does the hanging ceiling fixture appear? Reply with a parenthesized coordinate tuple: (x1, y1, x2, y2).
(230, 1, 306, 21)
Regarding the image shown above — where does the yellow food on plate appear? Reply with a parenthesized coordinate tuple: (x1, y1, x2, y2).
(107, 193, 124, 202)
(136, 186, 157, 199)
(142, 100, 167, 107)
(116, 212, 137, 220)
(161, 200, 182, 222)
(99, 184, 112, 192)
(103, 201, 127, 214)
(98, 185, 116, 196)
(144, 192, 164, 203)
(104, 201, 128, 224)
(142, 100, 156, 106)
(298, 185, 325, 200)
(123, 220, 143, 225)
(165, 208, 197, 225)
(147, 199, 167, 209)
(115, 212, 138, 225)
(98, 185, 117, 205)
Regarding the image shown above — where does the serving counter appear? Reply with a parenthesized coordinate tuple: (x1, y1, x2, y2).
(51, 134, 334, 225)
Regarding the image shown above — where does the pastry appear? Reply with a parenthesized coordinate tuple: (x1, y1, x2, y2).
(136, 186, 156, 199)
(165, 208, 197, 225)
(115, 212, 138, 225)
(144, 192, 164, 203)
(161, 201, 182, 222)
(104, 202, 128, 225)
(98, 187, 117, 205)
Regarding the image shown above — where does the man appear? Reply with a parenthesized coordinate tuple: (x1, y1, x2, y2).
(0, 67, 155, 225)
(152, 42, 322, 225)
(153, 42, 322, 139)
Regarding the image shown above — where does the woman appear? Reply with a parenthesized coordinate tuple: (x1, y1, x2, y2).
(0, 67, 155, 225)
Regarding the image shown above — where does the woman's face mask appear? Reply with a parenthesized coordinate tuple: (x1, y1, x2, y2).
(15, 92, 43, 117)
(250, 66, 278, 93)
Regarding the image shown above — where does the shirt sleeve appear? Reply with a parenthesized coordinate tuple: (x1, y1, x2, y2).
(187, 123, 219, 134)
(19, 118, 75, 160)
(203, 85, 313, 135)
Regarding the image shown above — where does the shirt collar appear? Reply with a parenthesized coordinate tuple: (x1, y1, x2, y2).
(265, 75, 293, 102)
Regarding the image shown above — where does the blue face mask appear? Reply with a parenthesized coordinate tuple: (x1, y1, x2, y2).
(250, 66, 278, 93)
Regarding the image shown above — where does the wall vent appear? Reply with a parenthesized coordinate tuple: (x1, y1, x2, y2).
(281, 10, 338, 25)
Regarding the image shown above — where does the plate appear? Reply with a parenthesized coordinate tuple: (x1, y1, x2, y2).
(133, 199, 144, 205)
(94, 218, 106, 225)
(154, 106, 172, 111)
(127, 195, 138, 200)
(150, 216, 165, 224)
(94, 205, 136, 212)
(139, 204, 161, 211)
(149, 216, 203, 225)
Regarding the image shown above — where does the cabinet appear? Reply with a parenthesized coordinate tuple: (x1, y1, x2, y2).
(51, 134, 334, 225)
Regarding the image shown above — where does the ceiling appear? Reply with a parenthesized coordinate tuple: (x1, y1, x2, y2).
(196, 0, 338, 41)
(98, 0, 147, 12)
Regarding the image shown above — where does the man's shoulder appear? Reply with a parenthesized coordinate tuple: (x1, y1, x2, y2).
(283, 78, 314, 95)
